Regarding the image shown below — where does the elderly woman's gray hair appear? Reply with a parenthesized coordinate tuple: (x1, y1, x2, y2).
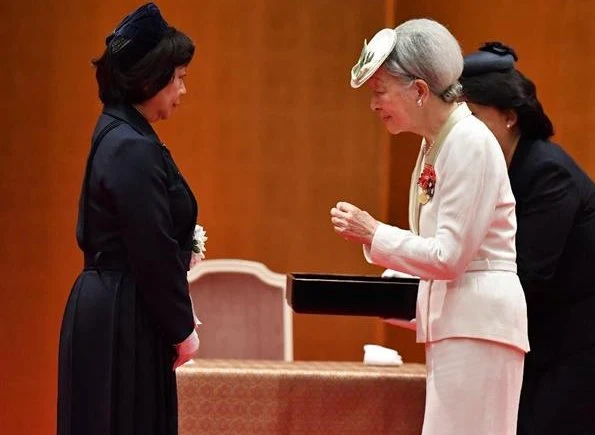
(384, 19, 463, 103)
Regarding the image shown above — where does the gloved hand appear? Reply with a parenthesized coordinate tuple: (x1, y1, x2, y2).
(173, 329, 200, 370)
(189, 251, 203, 269)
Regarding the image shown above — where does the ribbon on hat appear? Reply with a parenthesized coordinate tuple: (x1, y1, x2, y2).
(462, 42, 517, 77)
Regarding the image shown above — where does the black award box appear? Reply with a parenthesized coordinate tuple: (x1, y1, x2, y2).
(286, 273, 418, 319)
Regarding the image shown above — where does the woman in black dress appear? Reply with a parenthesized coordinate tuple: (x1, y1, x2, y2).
(461, 42, 595, 435)
(58, 3, 200, 434)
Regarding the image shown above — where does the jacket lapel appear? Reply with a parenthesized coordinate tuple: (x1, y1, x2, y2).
(409, 147, 425, 235)
(408, 103, 473, 235)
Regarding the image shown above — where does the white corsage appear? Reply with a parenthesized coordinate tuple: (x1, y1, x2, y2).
(192, 224, 208, 260)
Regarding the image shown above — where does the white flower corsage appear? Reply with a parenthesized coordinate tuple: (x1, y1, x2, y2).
(192, 224, 208, 260)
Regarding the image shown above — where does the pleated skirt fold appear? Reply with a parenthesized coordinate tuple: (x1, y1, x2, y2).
(58, 270, 178, 435)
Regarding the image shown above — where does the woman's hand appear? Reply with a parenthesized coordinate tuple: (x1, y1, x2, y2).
(173, 329, 200, 370)
(189, 251, 202, 269)
(330, 201, 379, 245)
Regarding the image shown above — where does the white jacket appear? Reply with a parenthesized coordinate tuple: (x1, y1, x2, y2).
(365, 104, 529, 352)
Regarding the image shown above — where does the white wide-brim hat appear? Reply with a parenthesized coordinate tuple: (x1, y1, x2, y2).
(350, 28, 397, 88)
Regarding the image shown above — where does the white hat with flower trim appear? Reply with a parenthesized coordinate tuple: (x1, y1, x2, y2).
(350, 28, 397, 88)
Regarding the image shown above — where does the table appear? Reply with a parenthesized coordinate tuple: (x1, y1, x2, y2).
(177, 359, 426, 434)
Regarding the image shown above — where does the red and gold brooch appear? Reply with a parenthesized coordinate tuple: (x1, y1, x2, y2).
(417, 164, 436, 205)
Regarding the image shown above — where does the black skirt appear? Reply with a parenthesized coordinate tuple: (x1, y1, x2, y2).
(58, 268, 178, 435)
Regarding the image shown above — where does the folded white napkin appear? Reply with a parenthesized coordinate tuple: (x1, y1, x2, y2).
(363, 344, 403, 366)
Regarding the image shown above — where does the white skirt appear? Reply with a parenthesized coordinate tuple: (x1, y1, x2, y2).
(422, 338, 525, 435)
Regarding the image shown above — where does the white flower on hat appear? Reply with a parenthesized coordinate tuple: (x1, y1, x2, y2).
(350, 28, 398, 88)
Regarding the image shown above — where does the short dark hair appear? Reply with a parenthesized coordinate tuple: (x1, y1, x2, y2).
(93, 27, 195, 105)
(461, 69, 554, 140)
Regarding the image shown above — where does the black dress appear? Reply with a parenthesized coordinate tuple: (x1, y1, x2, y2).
(58, 105, 197, 435)
(509, 137, 595, 435)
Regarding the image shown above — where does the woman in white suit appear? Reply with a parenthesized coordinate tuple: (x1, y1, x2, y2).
(330, 19, 529, 435)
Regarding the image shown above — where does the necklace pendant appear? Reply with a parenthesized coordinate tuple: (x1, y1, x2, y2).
(418, 190, 429, 205)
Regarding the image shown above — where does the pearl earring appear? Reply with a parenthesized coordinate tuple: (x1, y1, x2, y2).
(506, 123, 511, 128)
(417, 99, 423, 107)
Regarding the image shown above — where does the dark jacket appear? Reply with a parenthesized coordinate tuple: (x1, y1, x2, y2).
(509, 137, 595, 365)
(58, 104, 197, 435)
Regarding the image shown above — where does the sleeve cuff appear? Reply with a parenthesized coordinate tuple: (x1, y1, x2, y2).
(363, 244, 373, 264)
(367, 222, 414, 271)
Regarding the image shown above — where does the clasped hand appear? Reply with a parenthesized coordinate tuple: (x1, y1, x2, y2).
(173, 295, 202, 370)
(330, 201, 378, 245)
(173, 329, 200, 370)
(189, 251, 202, 269)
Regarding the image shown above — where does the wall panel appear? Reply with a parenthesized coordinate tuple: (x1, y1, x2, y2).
(0, 1, 390, 432)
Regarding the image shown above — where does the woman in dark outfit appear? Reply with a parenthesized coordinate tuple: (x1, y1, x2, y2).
(58, 4, 200, 434)
(461, 42, 595, 435)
